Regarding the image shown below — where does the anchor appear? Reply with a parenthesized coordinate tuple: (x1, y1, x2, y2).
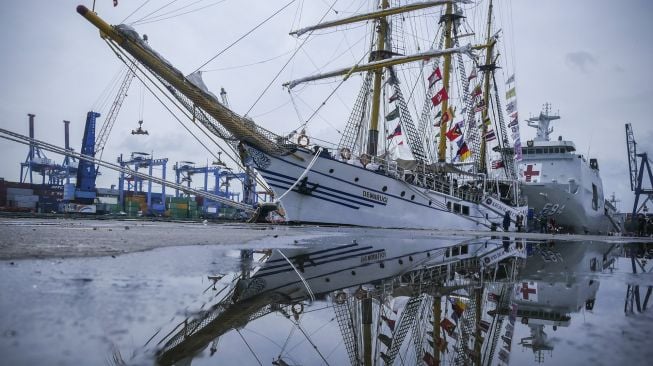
(297, 176, 319, 195)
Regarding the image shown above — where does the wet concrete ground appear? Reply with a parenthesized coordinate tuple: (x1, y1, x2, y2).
(0, 219, 652, 365)
(0, 218, 312, 260)
(1, 218, 647, 260)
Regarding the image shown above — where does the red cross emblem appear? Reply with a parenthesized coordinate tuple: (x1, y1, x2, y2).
(519, 282, 537, 300)
(523, 164, 540, 182)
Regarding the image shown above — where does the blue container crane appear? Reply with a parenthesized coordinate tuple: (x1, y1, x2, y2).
(74, 111, 101, 204)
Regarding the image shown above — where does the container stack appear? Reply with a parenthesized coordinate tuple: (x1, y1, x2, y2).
(7, 187, 38, 210)
(33, 184, 63, 213)
(125, 194, 147, 216)
(167, 196, 189, 219)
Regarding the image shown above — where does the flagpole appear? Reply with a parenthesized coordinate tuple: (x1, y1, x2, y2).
(433, 295, 442, 365)
(367, 0, 390, 157)
(437, 2, 454, 162)
(478, 0, 496, 173)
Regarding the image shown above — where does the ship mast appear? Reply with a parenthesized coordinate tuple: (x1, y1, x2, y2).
(526, 103, 559, 142)
(478, 0, 496, 173)
(436, 2, 454, 162)
(285, 1, 470, 157)
(368, 0, 390, 156)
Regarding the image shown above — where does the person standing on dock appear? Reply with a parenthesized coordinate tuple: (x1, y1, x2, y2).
(539, 215, 548, 233)
(503, 211, 511, 232)
(515, 214, 524, 232)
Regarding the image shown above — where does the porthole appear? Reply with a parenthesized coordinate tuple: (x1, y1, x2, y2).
(408, 256, 413, 261)
(400, 191, 406, 197)
(329, 168, 334, 173)
(380, 262, 385, 268)
(351, 271, 356, 276)
(427, 252, 431, 257)
(354, 177, 359, 182)
(382, 186, 388, 192)
(398, 259, 404, 265)
(429, 201, 432, 206)
(410, 195, 415, 200)
(325, 278, 330, 282)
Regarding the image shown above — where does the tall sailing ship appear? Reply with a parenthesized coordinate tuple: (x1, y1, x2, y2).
(517, 104, 618, 234)
(76, 0, 527, 230)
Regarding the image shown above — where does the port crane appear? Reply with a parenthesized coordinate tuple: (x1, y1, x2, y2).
(73, 63, 137, 205)
(0, 127, 256, 213)
(625, 123, 653, 217)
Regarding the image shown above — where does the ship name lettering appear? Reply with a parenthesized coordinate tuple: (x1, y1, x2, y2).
(361, 250, 386, 263)
(363, 190, 388, 203)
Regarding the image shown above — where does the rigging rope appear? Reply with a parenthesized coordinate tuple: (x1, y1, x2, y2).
(291, 93, 342, 135)
(202, 49, 293, 72)
(138, 80, 145, 121)
(192, 0, 298, 73)
(120, 0, 151, 24)
(285, 315, 335, 354)
(132, 0, 227, 25)
(236, 329, 264, 366)
(130, 0, 181, 25)
(101, 45, 274, 196)
(106, 41, 223, 161)
(244, 0, 338, 117)
(291, 321, 332, 365)
(300, 54, 367, 130)
(278, 321, 298, 360)
(104, 40, 273, 197)
(92, 66, 124, 113)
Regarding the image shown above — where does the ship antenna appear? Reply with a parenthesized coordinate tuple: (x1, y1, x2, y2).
(586, 129, 594, 158)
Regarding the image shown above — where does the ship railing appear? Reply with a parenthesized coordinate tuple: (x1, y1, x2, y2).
(483, 178, 526, 207)
(333, 152, 485, 203)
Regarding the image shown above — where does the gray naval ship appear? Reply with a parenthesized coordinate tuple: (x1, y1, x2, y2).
(518, 104, 620, 234)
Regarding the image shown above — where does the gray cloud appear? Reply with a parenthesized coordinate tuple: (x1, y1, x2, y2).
(611, 64, 625, 73)
(565, 51, 597, 72)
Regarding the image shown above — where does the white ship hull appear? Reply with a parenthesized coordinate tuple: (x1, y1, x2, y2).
(521, 183, 611, 234)
(247, 145, 526, 230)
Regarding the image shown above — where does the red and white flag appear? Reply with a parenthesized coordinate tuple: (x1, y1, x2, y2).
(491, 160, 505, 169)
(484, 129, 496, 141)
(428, 67, 442, 87)
(471, 85, 482, 98)
(431, 87, 448, 107)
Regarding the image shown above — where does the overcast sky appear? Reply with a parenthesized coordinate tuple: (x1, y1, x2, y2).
(1, 0, 652, 212)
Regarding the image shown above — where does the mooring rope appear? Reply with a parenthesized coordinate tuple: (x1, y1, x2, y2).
(276, 147, 323, 202)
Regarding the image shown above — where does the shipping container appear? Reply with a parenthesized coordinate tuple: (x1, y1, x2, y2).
(14, 195, 40, 203)
(97, 196, 118, 204)
(7, 188, 34, 200)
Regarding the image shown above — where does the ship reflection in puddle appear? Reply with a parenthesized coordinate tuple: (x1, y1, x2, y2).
(121, 238, 652, 366)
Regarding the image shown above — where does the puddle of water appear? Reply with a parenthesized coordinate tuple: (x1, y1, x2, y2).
(1, 230, 652, 366)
